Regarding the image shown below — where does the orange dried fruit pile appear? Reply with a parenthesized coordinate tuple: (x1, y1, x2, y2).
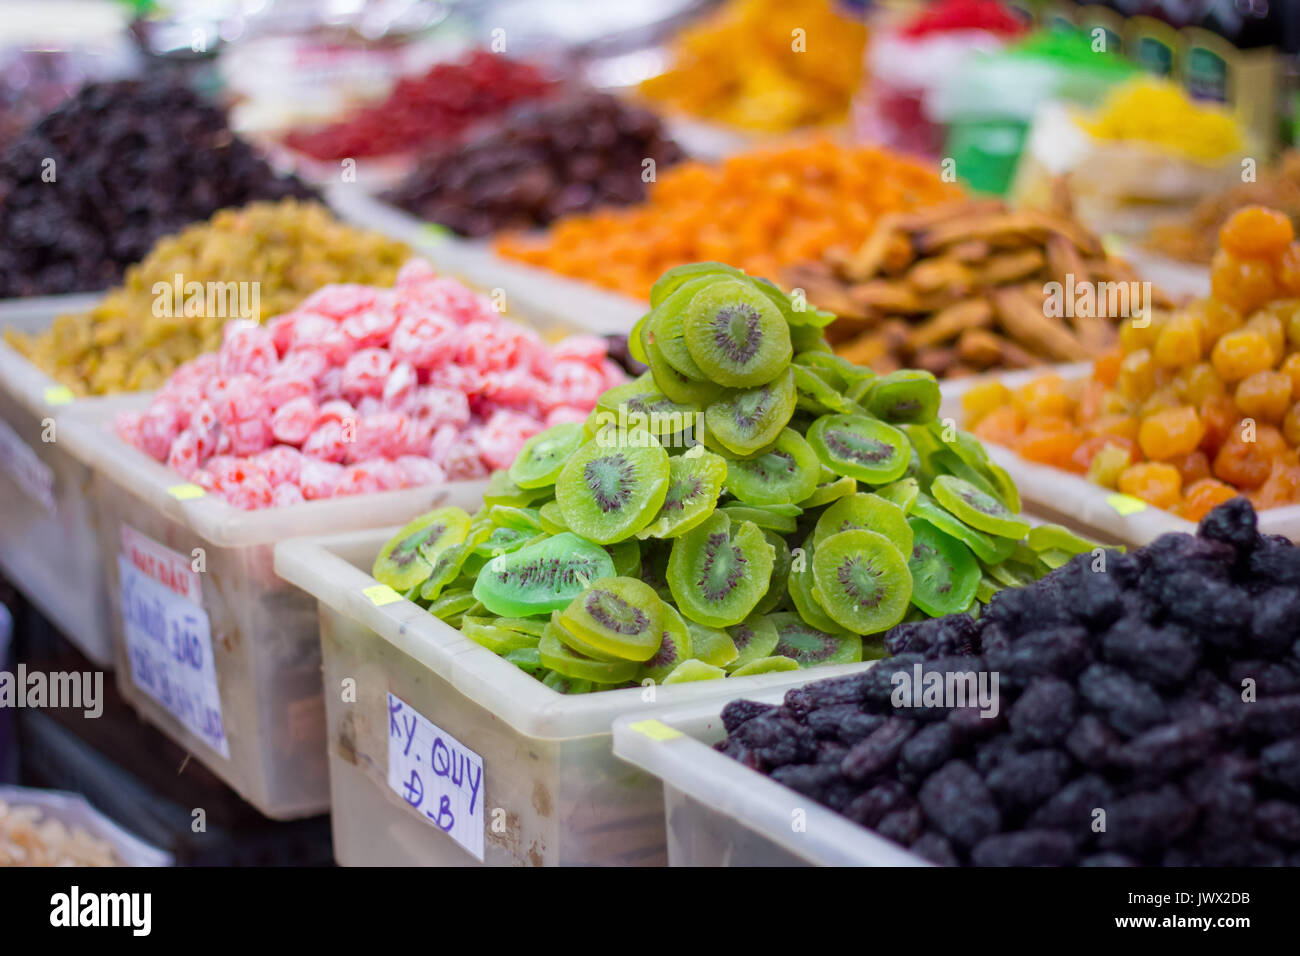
(961, 205, 1300, 521)
(495, 139, 958, 301)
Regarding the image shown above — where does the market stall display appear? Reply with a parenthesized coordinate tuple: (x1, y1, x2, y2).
(368, 261, 1098, 695)
(496, 140, 961, 300)
(638, 0, 866, 133)
(385, 91, 685, 236)
(791, 196, 1170, 377)
(6, 200, 412, 395)
(0, 78, 316, 299)
(962, 206, 1300, 523)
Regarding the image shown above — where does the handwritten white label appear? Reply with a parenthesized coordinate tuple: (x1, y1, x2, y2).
(0, 416, 55, 515)
(120, 525, 203, 605)
(118, 555, 228, 758)
(387, 693, 484, 861)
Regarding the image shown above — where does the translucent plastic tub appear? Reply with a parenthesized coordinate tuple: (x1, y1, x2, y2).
(611, 691, 928, 866)
(938, 367, 1300, 546)
(60, 406, 488, 820)
(274, 529, 875, 866)
(0, 294, 124, 665)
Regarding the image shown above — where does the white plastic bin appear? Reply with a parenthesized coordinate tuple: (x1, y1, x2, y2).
(0, 294, 126, 665)
(273, 529, 876, 866)
(0, 784, 172, 867)
(938, 367, 1300, 547)
(60, 405, 488, 820)
(611, 691, 928, 867)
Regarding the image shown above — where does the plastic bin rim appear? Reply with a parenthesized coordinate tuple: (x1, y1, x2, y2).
(274, 529, 875, 742)
(610, 697, 930, 867)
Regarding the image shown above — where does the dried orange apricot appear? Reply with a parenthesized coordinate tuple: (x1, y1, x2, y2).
(1083, 413, 1141, 442)
(1014, 418, 1081, 471)
(1211, 251, 1277, 314)
(1234, 370, 1292, 423)
(1218, 205, 1295, 259)
(1198, 394, 1239, 458)
(1250, 458, 1300, 509)
(1213, 427, 1279, 489)
(1071, 435, 1138, 474)
(1198, 299, 1243, 342)
(1280, 243, 1300, 297)
(1178, 478, 1238, 521)
(1172, 362, 1225, 406)
(1012, 374, 1070, 419)
(1210, 329, 1275, 382)
(1283, 401, 1300, 446)
(960, 380, 1011, 427)
(1138, 405, 1204, 460)
(1093, 348, 1124, 387)
(1087, 442, 1135, 488)
(1167, 450, 1211, 487)
(1153, 313, 1202, 367)
(971, 404, 1025, 448)
(1117, 462, 1182, 510)
(1117, 348, 1156, 401)
(1244, 310, 1286, 361)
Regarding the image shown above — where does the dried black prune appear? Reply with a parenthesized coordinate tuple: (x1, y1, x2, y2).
(1027, 773, 1113, 838)
(970, 830, 1077, 866)
(1100, 620, 1199, 687)
(721, 699, 777, 734)
(1008, 678, 1077, 746)
(1076, 664, 1166, 737)
(841, 718, 916, 782)
(985, 749, 1071, 813)
(1097, 786, 1197, 856)
(918, 760, 1001, 849)
(985, 626, 1092, 689)
(844, 780, 913, 829)
(1197, 495, 1257, 556)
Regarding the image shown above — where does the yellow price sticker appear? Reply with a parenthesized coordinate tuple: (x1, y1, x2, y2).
(363, 584, 403, 607)
(628, 719, 683, 742)
(167, 483, 206, 501)
(43, 385, 74, 406)
(1105, 493, 1148, 517)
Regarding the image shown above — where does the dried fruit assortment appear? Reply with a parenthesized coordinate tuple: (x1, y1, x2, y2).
(116, 259, 625, 510)
(385, 92, 684, 237)
(7, 201, 412, 395)
(638, 0, 867, 132)
(496, 141, 960, 301)
(719, 499, 1300, 867)
(963, 205, 1300, 519)
(0, 78, 316, 298)
(374, 261, 1097, 693)
(1077, 79, 1243, 165)
(281, 51, 556, 161)
(795, 197, 1169, 377)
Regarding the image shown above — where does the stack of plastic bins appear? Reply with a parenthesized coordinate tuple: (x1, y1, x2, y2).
(59, 404, 486, 820)
(0, 293, 127, 666)
(274, 529, 877, 866)
(938, 367, 1300, 546)
(612, 693, 928, 866)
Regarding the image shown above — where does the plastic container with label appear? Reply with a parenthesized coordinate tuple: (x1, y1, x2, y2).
(0, 294, 124, 666)
(59, 404, 488, 820)
(273, 529, 875, 865)
(610, 690, 928, 867)
(938, 366, 1300, 546)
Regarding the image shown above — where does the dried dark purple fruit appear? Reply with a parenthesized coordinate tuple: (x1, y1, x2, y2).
(721, 698, 777, 734)
(1076, 665, 1166, 737)
(918, 760, 1001, 849)
(1079, 852, 1138, 867)
(970, 830, 1077, 867)
(911, 831, 960, 866)
(1064, 714, 1121, 770)
(875, 805, 924, 846)
(769, 762, 842, 800)
(1008, 678, 1077, 747)
(985, 750, 1071, 813)
(1113, 720, 1220, 776)
(1027, 773, 1113, 837)
(1255, 801, 1300, 843)
(1259, 737, 1300, 794)
(806, 703, 863, 740)
(1100, 620, 1199, 687)
(985, 626, 1092, 689)
(1097, 785, 1197, 856)
(899, 722, 958, 781)
(1197, 495, 1257, 556)
(844, 780, 913, 828)
(1243, 696, 1300, 738)
(1250, 590, 1300, 658)
(841, 718, 916, 781)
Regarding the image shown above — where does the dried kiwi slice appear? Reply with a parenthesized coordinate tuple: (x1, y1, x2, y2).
(719, 503, 799, 535)
(863, 369, 941, 423)
(541, 670, 595, 695)
(558, 577, 664, 661)
(647, 340, 724, 406)
(730, 656, 800, 677)
(662, 660, 727, 683)
(876, 477, 920, 514)
(373, 507, 471, 592)
(638, 604, 695, 683)
(487, 505, 543, 532)
(596, 374, 697, 440)
(807, 413, 910, 485)
(909, 493, 1013, 564)
(794, 350, 874, 390)
(907, 518, 980, 617)
(426, 588, 477, 621)
(539, 624, 639, 683)
(931, 475, 1030, 540)
(786, 536, 851, 636)
(797, 474, 857, 509)
(648, 261, 746, 308)
(812, 529, 912, 634)
(682, 278, 792, 388)
(650, 277, 715, 381)
(792, 363, 859, 416)
(508, 422, 587, 490)
(537, 501, 570, 534)
(418, 542, 477, 602)
(705, 367, 797, 456)
(684, 619, 739, 668)
(608, 538, 642, 578)
(484, 468, 551, 508)
(724, 614, 779, 672)
(636, 451, 726, 540)
(769, 612, 863, 666)
(812, 492, 913, 556)
(462, 617, 541, 654)
(504, 647, 544, 676)
(472, 532, 615, 617)
(1026, 523, 1100, 556)
(751, 275, 835, 328)
(752, 529, 792, 615)
(548, 610, 623, 662)
(723, 428, 821, 505)
(667, 512, 774, 628)
(556, 437, 670, 544)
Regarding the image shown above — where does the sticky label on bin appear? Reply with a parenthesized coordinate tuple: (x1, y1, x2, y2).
(167, 483, 205, 501)
(1105, 493, 1148, 517)
(117, 554, 228, 758)
(628, 719, 683, 741)
(387, 693, 484, 861)
(363, 584, 402, 606)
(0, 417, 55, 515)
(121, 525, 203, 606)
(42, 385, 74, 405)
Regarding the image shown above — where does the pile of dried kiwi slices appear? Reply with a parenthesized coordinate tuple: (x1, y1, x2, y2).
(371, 262, 1102, 693)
